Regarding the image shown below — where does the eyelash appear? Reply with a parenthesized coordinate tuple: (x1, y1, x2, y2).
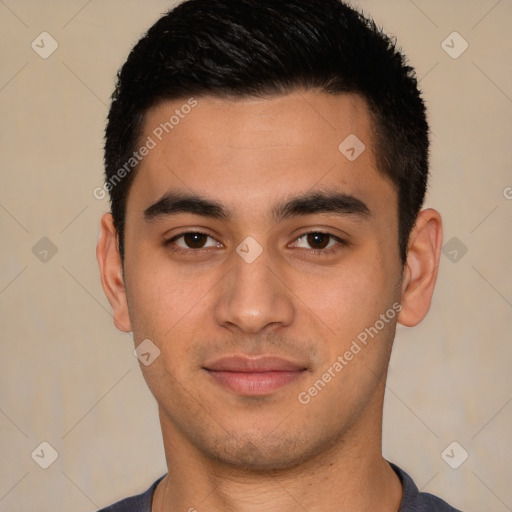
(164, 231, 348, 256)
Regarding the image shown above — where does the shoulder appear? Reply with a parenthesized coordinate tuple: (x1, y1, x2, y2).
(97, 476, 164, 512)
(390, 463, 463, 512)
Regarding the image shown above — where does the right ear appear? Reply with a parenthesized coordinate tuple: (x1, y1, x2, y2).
(96, 213, 132, 332)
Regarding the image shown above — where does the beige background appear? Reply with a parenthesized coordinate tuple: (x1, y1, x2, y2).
(0, 0, 511, 510)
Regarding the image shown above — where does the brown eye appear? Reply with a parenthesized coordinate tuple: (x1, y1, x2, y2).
(168, 232, 221, 250)
(289, 231, 349, 257)
(183, 233, 209, 249)
(292, 232, 342, 252)
(306, 233, 331, 250)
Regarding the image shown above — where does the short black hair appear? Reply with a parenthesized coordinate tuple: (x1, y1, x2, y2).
(104, 0, 429, 266)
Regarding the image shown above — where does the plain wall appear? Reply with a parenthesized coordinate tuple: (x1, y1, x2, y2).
(0, 1, 511, 510)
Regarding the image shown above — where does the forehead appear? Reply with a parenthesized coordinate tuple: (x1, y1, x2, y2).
(127, 91, 395, 222)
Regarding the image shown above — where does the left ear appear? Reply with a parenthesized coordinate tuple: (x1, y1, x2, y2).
(397, 208, 443, 327)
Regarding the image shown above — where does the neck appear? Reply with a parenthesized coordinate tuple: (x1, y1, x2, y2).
(155, 382, 402, 512)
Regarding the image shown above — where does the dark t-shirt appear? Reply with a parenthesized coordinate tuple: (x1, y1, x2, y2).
(97, 463, 462, 511)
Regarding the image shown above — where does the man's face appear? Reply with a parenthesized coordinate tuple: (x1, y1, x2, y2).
(120, 91, 404, 469)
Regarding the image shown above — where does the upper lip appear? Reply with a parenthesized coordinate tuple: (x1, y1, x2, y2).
(203, 355, 307, 372)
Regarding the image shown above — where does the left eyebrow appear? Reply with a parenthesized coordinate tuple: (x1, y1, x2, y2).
(271, 191, 372, 223)
(143, 190, 372, 223)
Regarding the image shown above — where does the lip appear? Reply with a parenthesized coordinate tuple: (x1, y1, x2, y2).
(203, 355, 308, 396)
(204, 355, 306, 372)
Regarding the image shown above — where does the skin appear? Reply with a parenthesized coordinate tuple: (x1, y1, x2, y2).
(97, 91, 443, 511)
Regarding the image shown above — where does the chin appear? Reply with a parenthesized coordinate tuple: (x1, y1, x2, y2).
(196, 427, 337, 474)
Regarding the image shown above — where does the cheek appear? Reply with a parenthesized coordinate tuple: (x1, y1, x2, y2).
(125, 237, 200, 328)
(124, 253, 217, 372)
(295, 258, 399, 412)
(303, 255, 401, 374)
(309, 260, 390, 336)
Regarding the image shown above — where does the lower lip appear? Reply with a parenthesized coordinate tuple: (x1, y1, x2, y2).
(205, 370, 305, 395)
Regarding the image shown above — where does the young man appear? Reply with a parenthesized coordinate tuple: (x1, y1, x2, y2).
(96, 0, 460, 510)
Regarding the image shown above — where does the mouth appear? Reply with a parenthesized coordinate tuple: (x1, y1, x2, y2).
(203, 355, 308, 396)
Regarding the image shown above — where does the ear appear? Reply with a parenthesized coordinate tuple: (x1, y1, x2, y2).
(96, 212, 132, 332)
(397, 208, 443, 327)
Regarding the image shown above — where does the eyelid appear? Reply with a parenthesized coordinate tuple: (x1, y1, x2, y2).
(289, 231, 348, 251)
(165, 230, 222, 250)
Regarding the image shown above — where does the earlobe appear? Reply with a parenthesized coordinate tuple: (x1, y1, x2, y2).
(96, 213, 132, 332)
(397, 208, 443, 327)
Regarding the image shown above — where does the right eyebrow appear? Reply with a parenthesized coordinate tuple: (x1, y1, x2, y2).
(144, 192, 231, 222)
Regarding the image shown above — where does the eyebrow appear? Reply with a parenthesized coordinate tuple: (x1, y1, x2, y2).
(143, 190, 372, 223)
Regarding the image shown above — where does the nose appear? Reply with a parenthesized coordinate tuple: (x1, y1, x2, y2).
(214, 243, 295, 334)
